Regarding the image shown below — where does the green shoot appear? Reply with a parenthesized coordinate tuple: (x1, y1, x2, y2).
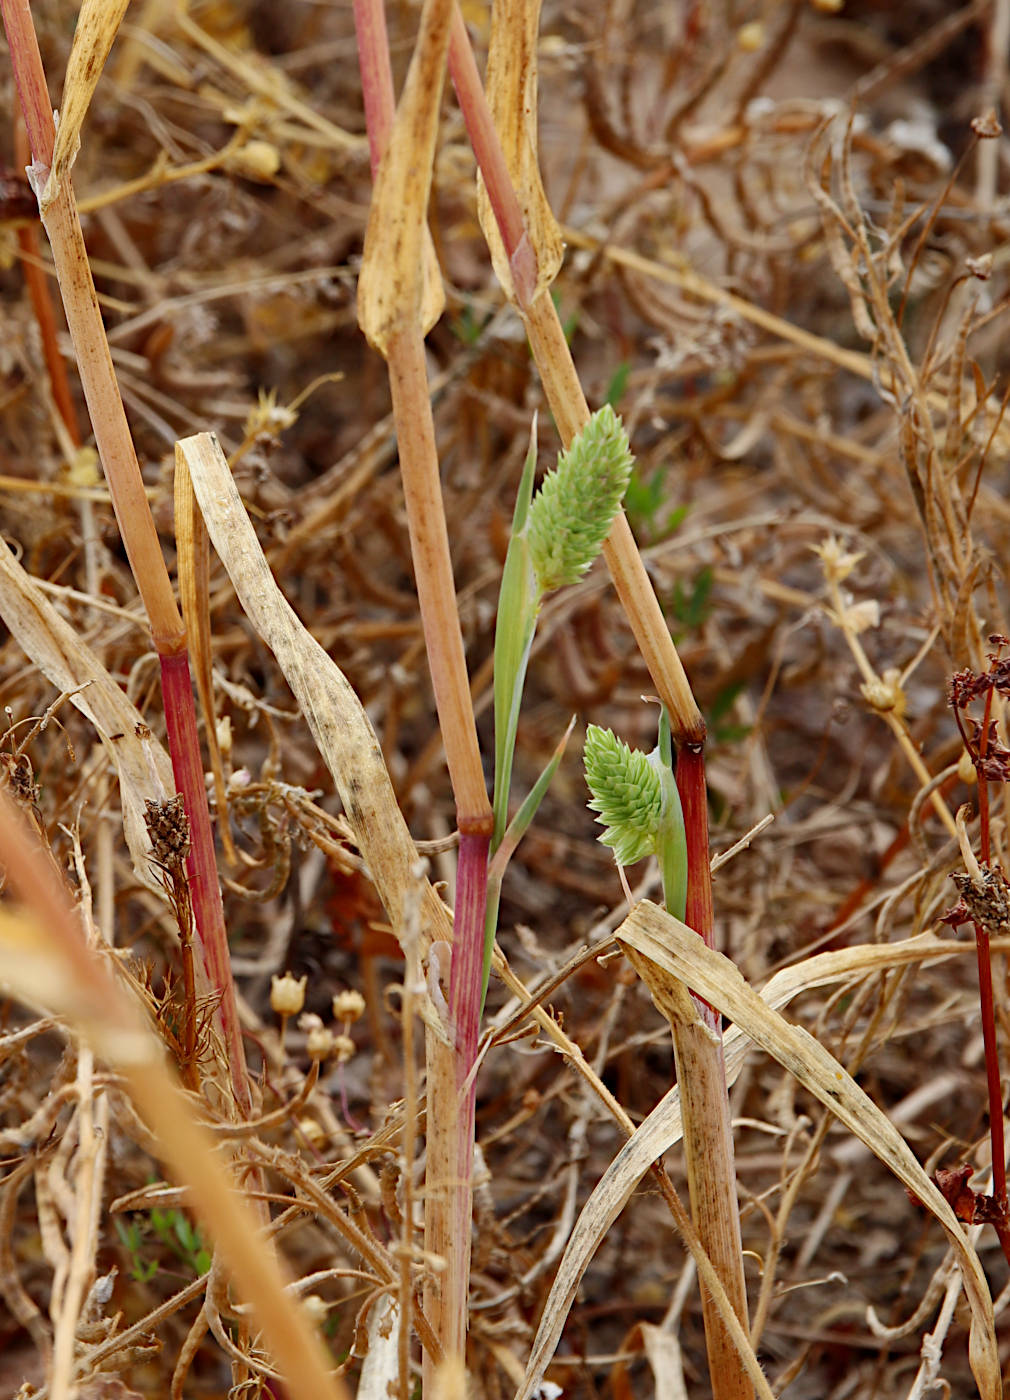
(486, 404, 635, 1000)
(604, 360, 630, 407)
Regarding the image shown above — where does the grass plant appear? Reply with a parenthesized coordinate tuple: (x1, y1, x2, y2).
(1, 0, 250, 1115)
(2, 4, 1010, 1399)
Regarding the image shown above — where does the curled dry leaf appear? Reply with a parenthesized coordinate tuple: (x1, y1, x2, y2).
(0, 537, 175, 888)
(517, 922, 1000, 1400)
(356, 0, 448, 355)
(41, 0, 130, 210)
(175, 433, 453, 954)
(476, 0, 563, 303)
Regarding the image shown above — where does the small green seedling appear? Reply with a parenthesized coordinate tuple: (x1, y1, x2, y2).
(115, 1205, 212, 1284)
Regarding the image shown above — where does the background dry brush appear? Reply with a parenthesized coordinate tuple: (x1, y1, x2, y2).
(2, 1, 1010, 1396)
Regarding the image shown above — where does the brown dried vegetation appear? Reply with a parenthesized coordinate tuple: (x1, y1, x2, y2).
(2, 2, 1010, 1397)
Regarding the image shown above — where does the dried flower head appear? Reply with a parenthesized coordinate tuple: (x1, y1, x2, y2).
(270, 971, 307, 1017)
(840, 598, 880, 635)
(949, 864, 1010, 934)
(861, 668, 905, 718)
(301, 1294, 329, 1326)
(972, 111, 1002, 140)
(298, 1116, 326, 1149)
(216, 714, 233, 760)
(243, 387, 298, 445)
(737, 20, 764, 51)
(299, 1014, 334, 1061)
(144, 796, 191, 866)
(948, 668, 990, 711)
(812, 536, 863, 584)
(333, 1033, 355, 1064)
(226, 140, 282, 182)
(333, 989, 366, 1024)
(957, 749, 977, 785)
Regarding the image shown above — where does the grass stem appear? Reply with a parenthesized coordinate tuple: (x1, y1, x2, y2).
(1, 0, 250, 1113)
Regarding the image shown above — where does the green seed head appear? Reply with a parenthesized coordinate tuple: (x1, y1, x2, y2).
(584, 724, 662, 866)
(528, 404, 634, 594)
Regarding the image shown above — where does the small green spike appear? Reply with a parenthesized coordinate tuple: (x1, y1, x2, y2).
(528, 404, 634, 594)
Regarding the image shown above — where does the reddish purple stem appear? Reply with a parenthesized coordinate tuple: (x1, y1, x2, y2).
(161, 652, 250, 1114)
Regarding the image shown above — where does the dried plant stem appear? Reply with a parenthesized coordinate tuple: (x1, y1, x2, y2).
(354, 0, 494, 1372)
(1, 0, 249, 1112)
(385, 330, 491, 822)
(0, 787, 349, 1400)
(495, 944, 771, 1400)
(954, 688, 1010, 1255)
(824, 570, 957, 840)
(446, 16, 752, 1393)
(14, 124, 81, 447)
(386, 335, 492, 1362)
(49, 1045, 107, 1400)
(385, 307, 491, 1382)
(669, 744, 750, 1388)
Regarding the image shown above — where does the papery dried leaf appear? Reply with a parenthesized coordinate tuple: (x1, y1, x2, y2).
(517, 912, 1000, 1400)
(357, 0, 448, 355)
(175, 433, 453, 954)
(517, 929, 995, 1400)
(41, 0, 130, 210)
(476, 0, 563, 303)
(0, 537, 174, 888)
(175, 455, 237, 866)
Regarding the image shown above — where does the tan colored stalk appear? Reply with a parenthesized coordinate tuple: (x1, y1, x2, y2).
(622, 947, 752, 1392)
(14, 124, 81, 448)
(2, 0, 249, 1110)
(355, 0, 494, 1374)
(0, 788, 349, 1400)
(174, 463, 239, 869)
(450, 8, 750, 1393)
(819, 544, 957, 839)
(385, 328, 491, 820)
(177, 427, 478, 1375)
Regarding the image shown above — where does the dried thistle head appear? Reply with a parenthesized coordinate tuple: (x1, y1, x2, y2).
(144, 796, 191, 867)
(948, 864, 1010, 935)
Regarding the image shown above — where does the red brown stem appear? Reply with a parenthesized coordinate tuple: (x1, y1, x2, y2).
(977, 680, 995, 865)
(2, 0, 250, 1112)
(973, 916, 1007, 1210)
(15, 124, 81, 445)
(447, 6, 536, 306)
(161, 653, 250, 1113)
(444, 825, 491, 1338)
(971, 680, 1005, 1211)
(352, 0, 395, 177)
(675, 741, 719, 1032)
